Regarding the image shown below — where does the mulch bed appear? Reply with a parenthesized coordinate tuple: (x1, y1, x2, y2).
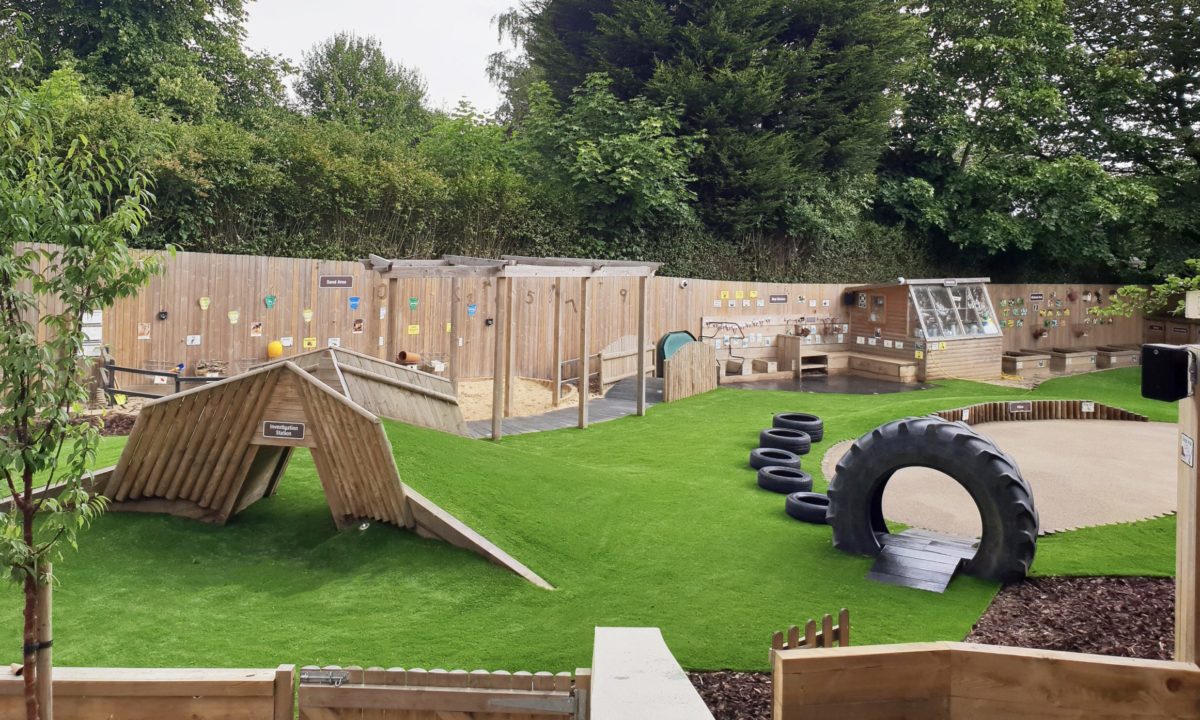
(72, 413, 138, 437)
(688, 671, 771, 720)
(966, 576, 1174, 660)
(690, 576, 1174, 720)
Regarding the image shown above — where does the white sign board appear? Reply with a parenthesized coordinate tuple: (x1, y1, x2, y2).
(1186, 290, 1200, 320)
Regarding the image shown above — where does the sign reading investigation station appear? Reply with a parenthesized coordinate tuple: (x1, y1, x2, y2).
(769, 294, 788, 304)
(318, 275, 354, 289)
(262, 421, 305, 440)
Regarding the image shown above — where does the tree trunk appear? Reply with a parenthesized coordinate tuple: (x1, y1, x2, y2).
(23, 570, 39, 720)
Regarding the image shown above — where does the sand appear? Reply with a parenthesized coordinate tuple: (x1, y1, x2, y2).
(821, 420, 1178, 536)
(456, 377, 598, 422)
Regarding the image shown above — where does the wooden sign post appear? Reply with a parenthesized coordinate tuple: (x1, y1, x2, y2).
(1179, 345, 1200, 664)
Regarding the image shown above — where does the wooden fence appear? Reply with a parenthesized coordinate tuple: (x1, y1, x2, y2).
(932, 400, 1148, 425)
(663, 341, 719, 403)
(26, 245, 1145, 382)
(769, 609, 851, 662)
(0, 665, 295, 720)
(297, 666, 578, 719)
(771, 642, 1200, 719)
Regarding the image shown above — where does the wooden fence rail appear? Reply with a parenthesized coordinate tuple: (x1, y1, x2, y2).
(0, 665, 295, 720)
(932, 400, 1147, 425)
(769, 609, 850, 663)
(297, 665, 578, 719)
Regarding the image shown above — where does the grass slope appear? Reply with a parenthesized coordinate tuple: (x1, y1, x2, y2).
(0, 368, 1176, 671)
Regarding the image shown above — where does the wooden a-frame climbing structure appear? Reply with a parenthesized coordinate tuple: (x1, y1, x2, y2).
(98, 359, 549, 588)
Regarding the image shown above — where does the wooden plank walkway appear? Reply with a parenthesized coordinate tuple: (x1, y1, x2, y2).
(866, 529, 977, 593)
(467, 378, 663, 439)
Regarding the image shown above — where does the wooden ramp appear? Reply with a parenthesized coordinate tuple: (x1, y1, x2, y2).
(590, 628, 714, 720)
(99, 362, 550, 588)
(264, 347, 469, 436)
(866, 530, 977, 593)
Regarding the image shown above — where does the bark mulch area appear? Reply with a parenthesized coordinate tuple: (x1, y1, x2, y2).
(688, 671, 771, 720)
(966, 576, 1174, 660)
(690, 576, 1173, 720)
(72, 413, 138, 437)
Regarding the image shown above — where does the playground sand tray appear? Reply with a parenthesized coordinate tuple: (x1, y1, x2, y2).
(823, 420, 1178, 536)
(456, 377, 599, 422)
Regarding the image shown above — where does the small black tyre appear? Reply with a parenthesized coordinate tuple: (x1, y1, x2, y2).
(785, 492, 830, 524)
(759, 428, 811, 455)
(749, 448, 800, 470)
(757, 466, 814, 494)
(773, 413, 824, 442)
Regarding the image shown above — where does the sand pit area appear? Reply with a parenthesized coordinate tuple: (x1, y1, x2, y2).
(456, 377, 598, 422)
(822, 420, 1178, 536)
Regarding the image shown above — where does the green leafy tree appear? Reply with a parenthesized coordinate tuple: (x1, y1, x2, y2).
(1091, 259, 1200, 319)
(1063, 0, 1200, 276)
(0, 34, 164, 719)
(517, 73, 699, 245)
(296, 32, 428, 133)
(880, 0, 1156, 275)
(509, 0, 919, 238)
(16, 0, 288, 119)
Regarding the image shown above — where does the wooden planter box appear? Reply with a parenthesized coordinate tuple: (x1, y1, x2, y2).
(1144, 318, 1167, 344)
(1001, 351, 1051, 379)
(1095, 345, 1140, 369)
(1167, 321, 1194, 344)
(1047, 347, 1097, 374)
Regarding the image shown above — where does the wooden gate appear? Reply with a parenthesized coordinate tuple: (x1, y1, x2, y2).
(297, 666, 580, 719)
(663, 341, 718, 403)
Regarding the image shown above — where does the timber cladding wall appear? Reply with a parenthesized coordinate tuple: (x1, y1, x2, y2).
(40, 246, 1142, 381)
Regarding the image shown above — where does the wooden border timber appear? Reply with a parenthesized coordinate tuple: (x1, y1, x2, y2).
(0, 665, 295, 720)
(1178, 345, 1200, 664)
(931, 399, 1147, 425)
(771, 642, 1200, 720)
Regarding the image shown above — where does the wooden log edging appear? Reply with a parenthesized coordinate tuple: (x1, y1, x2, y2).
(932, 399, 1147, 426)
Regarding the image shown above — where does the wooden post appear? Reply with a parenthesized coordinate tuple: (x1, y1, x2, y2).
(385, 278, 400, 364)
(491, 276, 508, 441)
(636, 275, 648, 417)
(552, 282, 563, 406)
(449, 277, 461, 394)
(1177, 345, 1200, 664)
(504, 278, 516, 417)
(35, 562, 51, 720)
(579, 276, 591, 429)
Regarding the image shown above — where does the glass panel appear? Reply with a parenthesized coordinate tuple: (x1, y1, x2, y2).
(908, 282, 1000, 339)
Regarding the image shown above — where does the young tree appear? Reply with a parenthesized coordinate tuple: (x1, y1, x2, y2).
(296, 32, 428, 133)
(0, 26, 164, 720)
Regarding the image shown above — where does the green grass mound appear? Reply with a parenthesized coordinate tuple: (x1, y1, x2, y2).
(0, 368, 1176, 671)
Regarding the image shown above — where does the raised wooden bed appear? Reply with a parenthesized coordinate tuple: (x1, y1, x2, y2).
(1045, 347, 1097, 374)
(1001, 350, 1051, 379)
(1095, 345, 1141, 369)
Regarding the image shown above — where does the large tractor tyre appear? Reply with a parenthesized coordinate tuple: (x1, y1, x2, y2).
(750, 448, 801, 470)
(757, 467, 814, 494)
(773, 413, 824, 442)
(826, 416, 1038, 584)
(785, 492, 830, 524)
(759, 428, 811, 455)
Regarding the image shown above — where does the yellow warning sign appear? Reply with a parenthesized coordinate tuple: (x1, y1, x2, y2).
(407, 324, 420, 335)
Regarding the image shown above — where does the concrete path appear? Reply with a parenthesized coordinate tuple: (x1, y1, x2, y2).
(467, 377, 663, 439)
(823, 420, 1178, 536)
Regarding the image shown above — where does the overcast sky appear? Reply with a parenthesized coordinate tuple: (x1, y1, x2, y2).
(244, 0, 518, 113)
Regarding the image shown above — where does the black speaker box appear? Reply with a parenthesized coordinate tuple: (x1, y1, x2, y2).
(1141, 343, 1194, 402)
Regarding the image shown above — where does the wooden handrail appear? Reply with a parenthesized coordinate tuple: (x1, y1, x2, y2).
(336, 363, 460, 406)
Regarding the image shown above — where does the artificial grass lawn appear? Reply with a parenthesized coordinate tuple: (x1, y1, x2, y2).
(0, 368, 1177, 671)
